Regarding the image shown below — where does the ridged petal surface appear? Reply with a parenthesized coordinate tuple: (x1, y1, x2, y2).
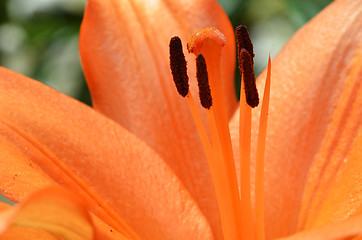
(0, 67, 213, 240)
(79, 1, 236, 236)
(229, 0, 362, 238)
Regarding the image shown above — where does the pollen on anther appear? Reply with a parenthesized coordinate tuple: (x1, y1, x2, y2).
(196, 54, 212, 109)
(235, 25, 254, 61)
(169, 36, 189, 97)
(239, 49, 259, 108)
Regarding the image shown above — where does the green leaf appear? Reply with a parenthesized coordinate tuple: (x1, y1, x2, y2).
(284, 0, 333, 28)
(217, 0, 247, 16)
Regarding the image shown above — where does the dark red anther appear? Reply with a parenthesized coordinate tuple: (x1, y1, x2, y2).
(169, 36, 189, 97)
(235, 25, 254, 62)
(196, 54, 212, 109)
(238, 49, 259, 108)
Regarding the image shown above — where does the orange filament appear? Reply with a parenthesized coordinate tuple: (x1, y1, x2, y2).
(239, 80, 256, 240)
(169, 27, 271, 240)
(255, 55, 271, 240)
(185, 91, 213, 158)
(186, 90, 240, 240)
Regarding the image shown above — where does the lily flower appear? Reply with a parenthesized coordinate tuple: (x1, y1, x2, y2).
(0, 0, 361, 239)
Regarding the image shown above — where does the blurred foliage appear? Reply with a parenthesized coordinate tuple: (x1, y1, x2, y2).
(0, 0, 90, 105)
(284, 0, 334, 28)
(0, 0, 332, 205)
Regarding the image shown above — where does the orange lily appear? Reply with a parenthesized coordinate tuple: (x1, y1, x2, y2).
(0, 0, 361, 239)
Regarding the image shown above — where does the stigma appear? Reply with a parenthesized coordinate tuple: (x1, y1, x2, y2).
(169, 26, 271, 240)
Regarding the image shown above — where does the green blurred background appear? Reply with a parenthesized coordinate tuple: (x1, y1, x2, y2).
(0, 0, 332, 204)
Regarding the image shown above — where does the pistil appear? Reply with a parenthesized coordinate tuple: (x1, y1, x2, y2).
(189, 28, 243, 240)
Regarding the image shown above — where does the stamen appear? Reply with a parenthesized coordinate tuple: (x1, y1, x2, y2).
(236, 29, 256, 240)
(196, 54, 212, 109)
(169, 36, 189, 97)
(239, 75, 255, 240)
(168, 36, 214, 168)
(255, 55, 271, 240)
(238, 49, 259, 108)
(235, 25, 254, 61)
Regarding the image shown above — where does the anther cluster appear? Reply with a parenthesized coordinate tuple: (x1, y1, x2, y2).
(236, 25, 259, 108)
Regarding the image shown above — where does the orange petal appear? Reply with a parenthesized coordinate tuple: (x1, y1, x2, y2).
(278, 214, 362, 240)
(229, 0, 361, 238)
(79, 1, 235, 236)
(301, 122, 362, 229)
(0, 203, 11, 212)
(0, 198, 121, 240)
(0, 67, 214, 240)
(1, 226, 60, 240)
(0, 187, 94, 240)
(0, 203, 12, 234)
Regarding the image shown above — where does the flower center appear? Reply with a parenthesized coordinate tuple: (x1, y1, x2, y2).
(169, 26, 271, 240)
